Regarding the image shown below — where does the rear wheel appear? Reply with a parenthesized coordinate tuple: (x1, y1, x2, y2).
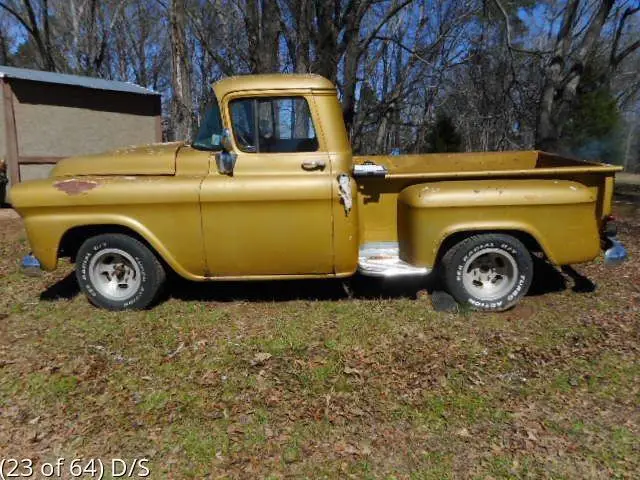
(75, 234, 166, 310)
(441, 234, 533, 311)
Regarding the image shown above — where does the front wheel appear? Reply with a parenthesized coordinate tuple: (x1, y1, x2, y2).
(441, 234, 533, 311)
(75, 233, 166, 310)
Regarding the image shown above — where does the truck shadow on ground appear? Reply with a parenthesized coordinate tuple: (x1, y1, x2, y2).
(528, 258, 596, 295)
(39, 273, 81, 301)
(39, 257, 595, 305)
(168, 276, 431, 302)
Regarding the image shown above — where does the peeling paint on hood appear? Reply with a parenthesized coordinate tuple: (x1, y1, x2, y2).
(53, 178, 99, 195)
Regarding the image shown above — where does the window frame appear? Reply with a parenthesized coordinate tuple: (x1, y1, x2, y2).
(228, 95, 320, 154)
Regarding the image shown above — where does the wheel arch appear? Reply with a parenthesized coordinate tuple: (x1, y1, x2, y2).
(434, 228, 547, 269)
(58, 223, 182, 277)
(60, 224, 152, 260)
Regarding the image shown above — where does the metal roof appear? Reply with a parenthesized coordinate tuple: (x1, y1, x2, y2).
(0, 65, 159, 96)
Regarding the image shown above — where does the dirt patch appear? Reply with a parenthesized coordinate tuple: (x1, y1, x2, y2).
(0, 208, 19, 221)
(0, 214, 23, 243)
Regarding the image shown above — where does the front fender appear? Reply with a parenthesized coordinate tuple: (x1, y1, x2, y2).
(22, 214, 202, 279)
(11, 176, 207, 279)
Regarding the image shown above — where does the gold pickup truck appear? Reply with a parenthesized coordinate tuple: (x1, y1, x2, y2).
(9, 74, 627, 311)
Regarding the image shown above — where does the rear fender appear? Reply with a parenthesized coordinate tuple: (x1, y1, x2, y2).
(397, 179, 600, 267)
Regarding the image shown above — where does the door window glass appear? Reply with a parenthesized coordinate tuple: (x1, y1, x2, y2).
(229, 97, 318, 153)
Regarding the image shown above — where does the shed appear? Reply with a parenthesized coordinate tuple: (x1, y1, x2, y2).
(0, 65, 162, 201)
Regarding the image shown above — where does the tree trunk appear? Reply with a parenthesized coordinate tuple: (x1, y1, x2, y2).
(246, 0, 280, 73)
(169, 0, 194, 141)
(0, 29, 9, 65)
(535, 0, 615, 151)
(294, 0, 311, 73)
(342, 39, 360, 134)
(312, 0, 340, 81)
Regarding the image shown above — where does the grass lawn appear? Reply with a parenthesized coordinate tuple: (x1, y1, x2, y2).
(1, 204, 638, 479)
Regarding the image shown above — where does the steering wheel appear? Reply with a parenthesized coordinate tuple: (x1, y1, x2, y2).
(235, 127, 254, 151)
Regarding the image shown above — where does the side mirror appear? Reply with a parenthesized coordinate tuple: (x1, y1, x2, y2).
(216, 128, 237, 175)
(221, 128, 233, 152)
(216, 151, 237, 176)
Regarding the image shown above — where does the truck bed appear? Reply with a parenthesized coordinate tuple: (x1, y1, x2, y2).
(354, 150, 621, 179)
(353, 150, 622, 248)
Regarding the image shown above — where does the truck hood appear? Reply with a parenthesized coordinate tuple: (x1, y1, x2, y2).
(52, 142, 184, 177)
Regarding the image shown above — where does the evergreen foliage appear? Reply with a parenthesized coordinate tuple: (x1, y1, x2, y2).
(427, 113, 462, 153)
(560, 66, 624, 164)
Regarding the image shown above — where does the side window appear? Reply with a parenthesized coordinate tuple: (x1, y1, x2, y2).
(192, 99, 224, 151)
(229, 97, 318, 153)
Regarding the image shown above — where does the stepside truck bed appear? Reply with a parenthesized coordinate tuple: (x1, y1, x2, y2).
(354, 150, 622, 254)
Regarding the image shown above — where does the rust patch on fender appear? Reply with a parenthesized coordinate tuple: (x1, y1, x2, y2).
(54, 179, 99, 195)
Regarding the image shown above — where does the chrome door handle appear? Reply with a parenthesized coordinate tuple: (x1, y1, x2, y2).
(301, 159, 326, 171)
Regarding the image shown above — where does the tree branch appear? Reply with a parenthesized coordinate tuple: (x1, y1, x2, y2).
(371, 35, 436, 66)
(610, 5, 640, 69)
(0, 1, 36, 37)
(359, 0, 413, 53)
(491, 0, 552, 55)
(612, 38, 640, 67)
(574, 0, 614, 62)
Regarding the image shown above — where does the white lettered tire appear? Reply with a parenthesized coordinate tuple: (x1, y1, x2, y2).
(75, 234, 166, 310)
(441, 234, 533, 311)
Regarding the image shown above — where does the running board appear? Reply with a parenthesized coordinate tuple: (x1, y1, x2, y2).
(358, 242, 431, 278)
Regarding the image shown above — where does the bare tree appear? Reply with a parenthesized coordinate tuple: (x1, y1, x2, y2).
(0, 12, 11, 64)
(0, 0, 56, 70)
(244, 0, 280, 73)
(0, 0, 636, 155)
(54, 0, 129, 76)
(169, 0, 194, 140)
(278, 0, 313, 72)
(535, 0, 615, 150)
(487, 0, 639, 153)
(311, 0, 414, 133)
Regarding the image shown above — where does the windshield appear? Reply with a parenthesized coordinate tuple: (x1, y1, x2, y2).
(192, 99, 223, 151)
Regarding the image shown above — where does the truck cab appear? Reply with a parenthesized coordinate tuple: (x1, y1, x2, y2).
(194, 74, 359, 278)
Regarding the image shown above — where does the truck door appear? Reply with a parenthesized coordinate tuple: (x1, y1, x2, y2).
(200, 94, 334, 276)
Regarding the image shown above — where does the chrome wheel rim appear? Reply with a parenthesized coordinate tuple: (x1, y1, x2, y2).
(462, 248, 518, 301)
(88, 248, 141, 301)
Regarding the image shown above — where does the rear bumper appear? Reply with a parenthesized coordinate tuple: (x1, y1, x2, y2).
(604, 237, 628, 266)
(601, 217, 627, 266)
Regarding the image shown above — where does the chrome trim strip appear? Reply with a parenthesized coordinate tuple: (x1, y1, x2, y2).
(358, 242, 430, 277)
(353, 163, 388, 177)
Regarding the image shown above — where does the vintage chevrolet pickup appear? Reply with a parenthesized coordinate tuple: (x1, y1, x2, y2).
(9, 74, 627, 311)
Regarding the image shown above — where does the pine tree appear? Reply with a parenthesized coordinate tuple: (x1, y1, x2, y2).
(560, 65, 624, 164)
(427, 113, 462, 153)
